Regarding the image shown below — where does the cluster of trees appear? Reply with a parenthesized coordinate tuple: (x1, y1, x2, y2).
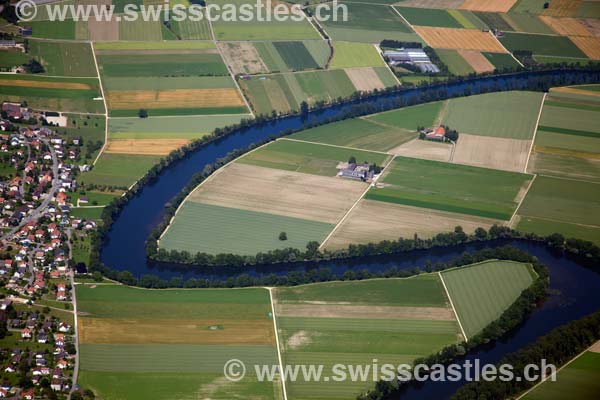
(359, 251, 549, 400)
(451, 310, 600, 400)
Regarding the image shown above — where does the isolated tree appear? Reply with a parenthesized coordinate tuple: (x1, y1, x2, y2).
(279, 232, 287, 241)
(348, 156, 357, 164)
(300, 101, 309, 117)
(138, 109, 148, 118)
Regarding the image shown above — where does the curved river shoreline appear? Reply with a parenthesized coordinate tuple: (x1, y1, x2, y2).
(101, 70, 600, 399)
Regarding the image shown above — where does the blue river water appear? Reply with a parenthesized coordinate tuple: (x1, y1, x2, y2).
(100, 70, 600, 399)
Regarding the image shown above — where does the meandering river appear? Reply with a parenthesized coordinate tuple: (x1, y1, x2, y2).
(101, 70, 600, 399)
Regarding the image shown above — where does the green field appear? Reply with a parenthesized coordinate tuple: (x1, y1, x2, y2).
(499, 32, 588, 58)
(0, 49, 30, 69)
(102, 76, 236, 91)
(240, 69, 358, 114)
(447, 10, 488, 29)
(77, 285, 280, 400)
(79, 153, 162, 189)
(94, 41, 216, 51)
(473, 11, 513, 31)
(159, 202, 334, 254)
(273, 41, 320, 70)
(118, 19, 163, 41)
(28, 20, 76, 40)
(316, 3, 420, 43)
(523, 351, 600, 400)
(396, 7, 462, 28)
(237, 139, 390, 176)
(275, 274, 461, 398)
(366, 101, 443, 129)
(435, 49, 475, 76)
(483, 52, 521, 70)
(28, 40, 97, 76)
(170, 16, 212, 40)
(289, 118, 415, 152)
(441, 91, 544, 139)
(441, 260, 536, 338)
(59, 113, 106, 163)
(516, 175, 600, 243)
(71, 207, 105, 221)
(329, 41, 385, 69)
(0, 74, 104, 114)
(366, 157, 531, 220)
(109, 115, 249, 139)
(539, 106, 600, 134)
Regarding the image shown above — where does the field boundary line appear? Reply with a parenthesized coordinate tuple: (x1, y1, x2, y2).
(515, 214, 600, 229)
(524, 92, 547, 173)
(305, 12, 328, 40)
(267, 287, 289, 400)
(90, 41, 109, 166)
(67, 271, 80, 400)
(391, 5, 416, 32)
(216, 45, 255, 118)
(374, 43, 402, 85)
(515, 340, 600, 400)
(438, 272, 468, 342)
(318, 155, 396, 250)
(280, 137, 390, 155)
(108, 113, 252, 120)
(509, 174, 537, 228)
(537, 173, 600, 185)
(488, 31, 524, 67)
(157, 141, 272, 244)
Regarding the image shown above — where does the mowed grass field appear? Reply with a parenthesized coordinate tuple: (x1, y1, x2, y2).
(523, 349, 600, 400)
(516, 175, 600, 244)
(79, 153, 162, 189)
(77, 285, 281, 400)
(288, 101, 443, 152)
(28, 40, 97, 76)
(329, 42, 385, 69)
(275, 275, 461, 399)
(441, 260, 536, 338)
(237, 139, 390, 176)
(441, 91, 544, 139)
(499, 32, 588, 58)
(0, 74, 104, 113)
(159, 202, 334, 255)
(366, 156, 531, 220)
(314, 2, 421, 43)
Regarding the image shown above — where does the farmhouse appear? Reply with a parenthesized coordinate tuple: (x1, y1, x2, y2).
(337, 162, 374, 181)
(383, 48, 440, 73)
(421, 126, 447, 142)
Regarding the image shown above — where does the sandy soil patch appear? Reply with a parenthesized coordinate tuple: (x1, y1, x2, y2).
(457, 50, 496, 73)
(589, 340, 600, 353)
(396, 0, 463, 8)
(0, 79, 92, 90)
(79, 317, 275, 345)
(188, 163, 366, 224)
(286, 330, 318, 350)
(345, 67, 385, 92)
(543, 0, 581, 17)
(570, 35, 600, 59)
(276, 303, 455, 321)
(106, 88, 245, 109)
(581, 18, 600, 37)
(413, 27, 506, 52)
(389, 139, 452, 162)
(218, 42, 269, 75)
(88, 18, 119, 41)
(540, 16, 591, 36)
(105, 138, 190, 155)
(459, 0, 517, 13)
(324, 200, 499, 250)
(452, 133, 531, 172)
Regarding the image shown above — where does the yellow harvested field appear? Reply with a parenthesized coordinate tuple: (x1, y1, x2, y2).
(581, 18, 600, 37)
(275, 303, 455, 321)
(459, 0, 517, 13)
(0, 79, 92, 90)
(324, 200, 500, 251)
(88, 18, 119, 41)
(543, 0, 581, 17)
(217, 42, 269, 75)
(458, 50, 496, 73)
(106, 88, 245, 109)
(105, 139, 190, 155)
(188, 163, 366, 224)
(570, 35, 600, 59)
(413, 26, 506, 52)
(79, 317, 275, 345)
(389, 139, 452, 162)
(540, 17, 591, 36)
(452, 134, 531, 172)
(345, 67, 386, 92)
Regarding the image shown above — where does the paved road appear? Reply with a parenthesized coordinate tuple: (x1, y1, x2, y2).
(0, 139, 59, 242)
(67, 270, 79, 400)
